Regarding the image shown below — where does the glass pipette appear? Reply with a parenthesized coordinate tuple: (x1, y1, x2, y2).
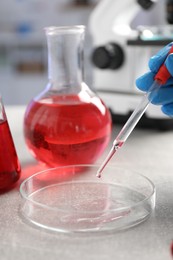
(97, 45, 173, 178)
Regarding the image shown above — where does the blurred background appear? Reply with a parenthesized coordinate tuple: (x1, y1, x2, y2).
(0, 0, 168, 105)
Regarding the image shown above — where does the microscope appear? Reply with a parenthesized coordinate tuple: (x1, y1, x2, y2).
(89, 0, 173, 129)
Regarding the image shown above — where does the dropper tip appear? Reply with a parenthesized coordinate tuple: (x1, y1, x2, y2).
(96, 145, 116, 178)
(96, 171, 102, 178)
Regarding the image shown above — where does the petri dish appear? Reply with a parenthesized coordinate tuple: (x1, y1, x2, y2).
(19, 164, 156, 233)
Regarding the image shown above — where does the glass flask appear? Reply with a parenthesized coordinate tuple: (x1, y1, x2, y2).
(0, 97, 21, 190)
(24, 26, 112, 167)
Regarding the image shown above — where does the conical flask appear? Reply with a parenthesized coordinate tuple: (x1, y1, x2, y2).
(0, 97, 21, 190)
(24, 26, 112, 167)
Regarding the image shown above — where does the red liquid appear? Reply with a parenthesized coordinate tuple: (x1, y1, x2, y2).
(24, 95, 112, 167)
(0, 119, 21, 190)
(170, 241, 173, 257)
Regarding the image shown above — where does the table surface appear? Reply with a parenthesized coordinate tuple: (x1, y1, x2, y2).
(1, 105, 173, 260)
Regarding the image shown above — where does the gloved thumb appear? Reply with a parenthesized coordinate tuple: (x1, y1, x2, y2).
(148, 42, 173, 73)
(165, 53, 173, 77)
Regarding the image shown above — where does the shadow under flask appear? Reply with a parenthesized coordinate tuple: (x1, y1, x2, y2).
(0, 97, 21, 190)
(24, 26, 112, 167)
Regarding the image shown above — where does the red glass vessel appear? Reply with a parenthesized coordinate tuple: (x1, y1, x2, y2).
(24, 26, 112, 167)
(0, 98, 21, 190)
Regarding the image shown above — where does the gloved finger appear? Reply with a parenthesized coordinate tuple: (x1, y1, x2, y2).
(135, 72, 155, 92)
(136, 71, 173, 92)
(165, 53, 173, 77)
(148, 42, 173, 73)
(149, 85, 173, 105)
(161, 103, 173, 117)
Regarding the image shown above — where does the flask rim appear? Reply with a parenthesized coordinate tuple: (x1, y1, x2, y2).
(44, 25, 85, 35)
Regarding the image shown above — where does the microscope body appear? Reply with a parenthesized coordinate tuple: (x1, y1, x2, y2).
(89, 0, 173, 127)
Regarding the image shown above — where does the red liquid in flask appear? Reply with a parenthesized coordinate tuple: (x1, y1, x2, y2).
(0, 119, 21, 190)
(24, 95, 112, 167)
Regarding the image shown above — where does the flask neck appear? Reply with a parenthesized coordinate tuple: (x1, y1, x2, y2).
(0, 96, 7, 121)
(46, 26, 85, 91)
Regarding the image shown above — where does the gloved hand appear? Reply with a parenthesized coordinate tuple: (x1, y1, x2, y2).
(136, 42, 173, 117)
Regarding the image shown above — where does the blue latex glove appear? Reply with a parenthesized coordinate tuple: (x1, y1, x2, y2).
(136, 42, 173, 117)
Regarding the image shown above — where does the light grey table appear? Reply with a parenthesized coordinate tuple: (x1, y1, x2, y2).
(1, 106, 173, 260)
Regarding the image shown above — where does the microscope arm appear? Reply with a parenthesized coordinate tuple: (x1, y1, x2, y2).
(89, 0, 157, 36)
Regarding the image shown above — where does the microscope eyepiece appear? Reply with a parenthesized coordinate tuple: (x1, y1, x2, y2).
(137, 0, 156, 10)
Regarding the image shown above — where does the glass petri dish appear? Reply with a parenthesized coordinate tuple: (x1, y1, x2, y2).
(19, 165, 156, 233)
